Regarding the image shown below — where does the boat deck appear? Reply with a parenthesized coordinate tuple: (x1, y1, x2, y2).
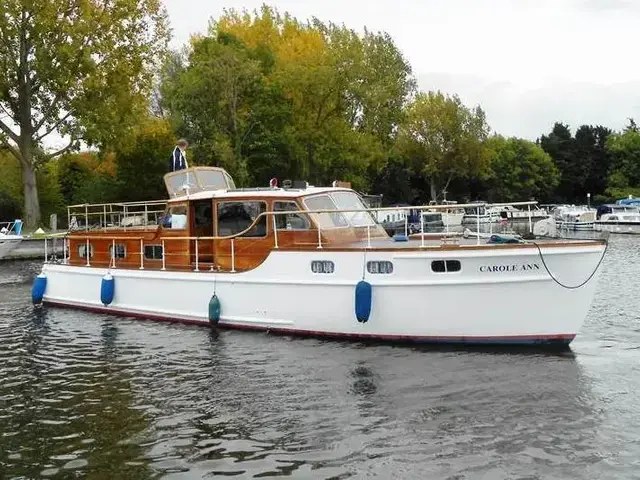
(338, 235, 605, 250)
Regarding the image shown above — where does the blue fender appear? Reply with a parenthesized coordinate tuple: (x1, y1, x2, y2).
(209, 294, 221, 324)
(32, 272, 47, 305)
(100, 273, 115, 306)
(355, 280, 372, 323)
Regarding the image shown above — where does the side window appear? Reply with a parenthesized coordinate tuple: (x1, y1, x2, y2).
(431, 260, 461, 273)
(160, 204, 187, 229)
(78, 243, 93, 259)
(303, 195, 348, 229)
(273, 201, 310, 230)
(217, 201, 266, 237)
(311, 260, 334, 274)
(144, 245, 163, 260)
(109, 243, 126, 259)
(194, 201, 213, 229)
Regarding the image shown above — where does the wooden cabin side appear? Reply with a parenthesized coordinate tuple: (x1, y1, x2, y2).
(66, 190, 388, 272)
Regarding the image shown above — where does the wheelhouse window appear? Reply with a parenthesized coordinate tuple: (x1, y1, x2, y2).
(303, 195, 349, 229)
(431, 260, 461, 273)
(217, 201, 267, 237)
(273, 201, 310, 230)
(109, 244, 126, 259)
(329, 191, 376, 227)
(78, 243, 93, 259)
(160, 204, 187, 229)
(144, 245, 163, 260)
(303, 192, 376, 229)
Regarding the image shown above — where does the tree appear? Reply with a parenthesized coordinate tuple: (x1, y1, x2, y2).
(113, 118, 176, 202)
(573, 125, 612, 199)
(485, 136, 559, 201)
(396, 91, 490, 202)
(0, 0, 169, 227)
(604, 128, 640, 199)
(538, 123, 578, 202)
(160, 6, 415, 190)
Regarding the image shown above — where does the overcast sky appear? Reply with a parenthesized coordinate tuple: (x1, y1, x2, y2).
(163, 0, 640, 140)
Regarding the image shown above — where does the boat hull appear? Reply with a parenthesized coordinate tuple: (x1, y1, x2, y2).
(442, 212, 464, 227)
(39, 245, 604, 347)
(594, 221, 640, 234)
(0, 237, 22, 259)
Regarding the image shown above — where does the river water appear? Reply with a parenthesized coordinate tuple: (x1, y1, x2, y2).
(1, 234, 639, 479)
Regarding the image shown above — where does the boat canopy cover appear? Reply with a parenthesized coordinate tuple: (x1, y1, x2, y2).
(616, 197, 640, 206)
(164, 167, 236, 198)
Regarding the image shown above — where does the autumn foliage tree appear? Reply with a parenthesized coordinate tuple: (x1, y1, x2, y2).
(160, 6, 415, 190)
(0, 0, 169, 227)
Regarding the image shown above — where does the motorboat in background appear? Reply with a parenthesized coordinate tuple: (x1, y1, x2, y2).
(498, 204, 550, 223)
(551, 205, 596, 231)
(462, 202, 503, 224)
(594, 204, 640, 234)
(439, 201, 465, 227)
(0, 220, 24, 259)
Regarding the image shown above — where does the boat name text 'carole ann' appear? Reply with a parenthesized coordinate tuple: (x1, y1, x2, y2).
(479, 263, 541, 273)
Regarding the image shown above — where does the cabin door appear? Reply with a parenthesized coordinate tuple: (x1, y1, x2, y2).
(214, 200, 271, 271)
(191, 199, 214, 267)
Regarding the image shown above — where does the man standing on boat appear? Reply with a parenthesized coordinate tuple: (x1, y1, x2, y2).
(169, 139, 189, 172)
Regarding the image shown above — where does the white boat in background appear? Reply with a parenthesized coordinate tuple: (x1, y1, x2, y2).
(462, 202, 503, 224)
(552, 205, 596, 231)
(498, 204, 550, 222)
(594, 204, 640, 234)
(33, 167, 608, 348)
(0, 220, 24, 259)
(439, 201, 465, 227)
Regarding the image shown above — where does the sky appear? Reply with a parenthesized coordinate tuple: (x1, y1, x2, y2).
(162, 0, 640, 140)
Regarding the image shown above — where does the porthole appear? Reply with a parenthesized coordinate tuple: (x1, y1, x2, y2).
(431, 260, 461, 273)
(367, 260, 394, 274)
(311, 260, 334, 274)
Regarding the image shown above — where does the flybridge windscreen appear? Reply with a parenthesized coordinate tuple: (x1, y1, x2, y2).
(164, 168, 235, 197)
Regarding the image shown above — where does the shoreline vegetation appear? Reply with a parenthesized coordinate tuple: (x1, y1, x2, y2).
(1, 5, 639, 228)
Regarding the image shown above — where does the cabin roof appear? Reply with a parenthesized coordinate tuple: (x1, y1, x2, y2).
(167, 186, 354, 203)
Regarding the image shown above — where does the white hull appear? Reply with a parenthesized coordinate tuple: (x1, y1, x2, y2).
(40, 245, 605, 346)
(462, 215, 502, 225)
(556, 221, 594, 231)
(442, 212, 464, 227)
(0, 236, 22, 259)
(594, 222, 640, 234)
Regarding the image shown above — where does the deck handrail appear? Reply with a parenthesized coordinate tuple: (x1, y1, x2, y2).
(56, 200, 544, 242)
(43, 200, 551, 270)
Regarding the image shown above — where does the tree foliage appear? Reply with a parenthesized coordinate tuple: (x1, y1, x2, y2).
(113, 118, 176, 202)
(604, 128, 640, 199)
(0, 0, 169, 226)
(539, 123, 613, 202)
(396, 91, 490, 201)
(160, 6, 415, 190)
(485, 136, 559, 201)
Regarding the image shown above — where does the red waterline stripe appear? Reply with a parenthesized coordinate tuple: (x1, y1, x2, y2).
(42, 300, 576, 345)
